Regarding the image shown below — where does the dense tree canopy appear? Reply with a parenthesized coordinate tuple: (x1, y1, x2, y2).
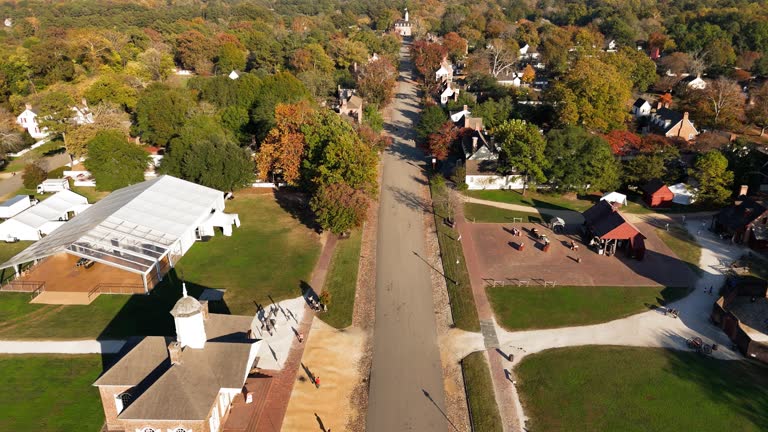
(84, 130, 150, 191)
(494, 119, 548, 194)
(133, 84, 195, 147)
(545, 127, 620, 192)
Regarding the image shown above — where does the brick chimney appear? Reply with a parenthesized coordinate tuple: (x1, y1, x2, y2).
(25, 103, 32, 110)
(168, 341, 182, 365)
(656, 101, 663, 110)
(200, 300, 209, 320)
(683, 111, 689, 121)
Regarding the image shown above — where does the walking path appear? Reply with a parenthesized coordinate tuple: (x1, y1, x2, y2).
(459, 207, 749, 431)
(0, 339, 126, 354)
(366, 42, 448, 431)
(253, 234, 337, 432)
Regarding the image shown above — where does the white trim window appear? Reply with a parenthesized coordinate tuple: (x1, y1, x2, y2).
(115, 392, 132, 414)
(138, 428, 156, 432)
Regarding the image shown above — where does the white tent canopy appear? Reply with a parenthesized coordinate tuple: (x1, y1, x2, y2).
(600, 191, 628, 206)
(669, 183, 697, 205)
(0, 176, 236, 282)
(0, 190, 89, 241)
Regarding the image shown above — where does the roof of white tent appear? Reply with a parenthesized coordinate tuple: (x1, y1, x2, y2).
(8, 190, 88, 230)
(0, 176, 224, 274)
(600, 191, 628, 206)
(668, 183, 696, 196)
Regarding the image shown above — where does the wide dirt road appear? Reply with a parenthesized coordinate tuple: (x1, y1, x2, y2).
(366, 43, 447, 431)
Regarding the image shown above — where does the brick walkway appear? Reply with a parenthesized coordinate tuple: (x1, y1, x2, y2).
(454, 196, 523, 432)
(252, 234, 338, 432)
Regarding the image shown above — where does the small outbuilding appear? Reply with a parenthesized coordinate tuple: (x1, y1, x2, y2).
(641, 179, 675, 207)
(582, 200, 646, 259)
(712, 198, 768, 249)
(600, 191, 628, 207)
(0, 195, 35, 219)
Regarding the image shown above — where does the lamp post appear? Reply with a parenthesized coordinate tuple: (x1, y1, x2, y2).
(431, 156, 437, 171)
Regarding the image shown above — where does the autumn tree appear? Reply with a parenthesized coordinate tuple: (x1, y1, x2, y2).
(175, 30, 215, 73)
(85, 130, 150, 191)
(495, 119, 548, 194)
(442, 32, 468, 62)
(428, 121, 459, 161)
(357, 58, 397, 107)
(0, 108, 25, 155)
(255, 102, 314, 185)
(748, 82, 768, 136)
(699, 77, 744, 129)
(250, 72, 312, 141)
(136, 47, 174, 81)
(602, 130, 641, 156)
(22, 161, 47, 189)
(290, 43, 334, 74)
(310, 182, 369, 234)
(548, 56, 632, 132)
(545, 127, 620, 192)
(411, 41, 447, 80)
(521, 64, 535, 84)
(693, 150, 734, 206)
(486, 38, 520, 78)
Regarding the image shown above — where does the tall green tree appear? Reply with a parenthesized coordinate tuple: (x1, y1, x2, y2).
(495, 119, 548, 195)
(310, 182, 369, 234)
(133, 84, 195, 147)
(216, 42, 247, 73)
(548, 56, 632, 132)
(160, 116, 254, 191)
(416, 104, 447, 142)
(85, 130, 150, 191)
(545, 127, 620, 192)
(693, 150, 734, 206)
(250, 72, 311, 140)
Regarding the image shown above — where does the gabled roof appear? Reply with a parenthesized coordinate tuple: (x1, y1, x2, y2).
(2, 190, 87, 230)
(633, 98, 649, 108)
(346, 95, 363, 110)
(651, 108, 685, 133)
(0, 195, 29, 208)
(582, 200, 617, 226)
(716, 198, 768, 231)
(641, 179, 670, 195)
(95, 313, 257, 421)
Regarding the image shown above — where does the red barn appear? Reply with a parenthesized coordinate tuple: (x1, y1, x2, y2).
(642, 179, 675, 207)
(582, 201, 647, 259)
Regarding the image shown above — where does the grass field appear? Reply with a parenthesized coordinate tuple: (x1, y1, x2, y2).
(462, 352, 503, 432)
(517, 346, 768, 432)
(487, 285, 691, 330)
(465, 189, 651, 214)
(0, 193, 322, 338)
(655, 225, 702, 275)
(4, 140, 65, 173)
(431, 179, 480, 331)
(0, 354, 106, 432)
(464, 203, 549, 224)
(321, 230, 362, 329)
(175, 193, 321, 315)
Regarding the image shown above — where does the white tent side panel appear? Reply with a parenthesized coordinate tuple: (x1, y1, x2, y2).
(0, 219, 41, 241)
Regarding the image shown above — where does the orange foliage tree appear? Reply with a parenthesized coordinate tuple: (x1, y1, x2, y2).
(255, 101, 314, 184)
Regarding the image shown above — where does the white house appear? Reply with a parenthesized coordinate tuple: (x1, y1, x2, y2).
(0, 195, 36, 219)
(497, 70, 524, 87)
(0, 190, 89, 241)
(461, 129, 524, 190)
(440, 83, 460, 105)
(393, 8, 412, 36)
(228, 70, 240, 80)
(606, 40, 617, 52)
(632, 98, 652, 117)
(435, 59, 453, 83)
(687, 75, 707, 90)
(3, 18, 11, 27)
(15, 105, 48, 139)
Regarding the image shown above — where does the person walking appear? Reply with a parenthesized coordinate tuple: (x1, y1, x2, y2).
(315, 376, 321, 388)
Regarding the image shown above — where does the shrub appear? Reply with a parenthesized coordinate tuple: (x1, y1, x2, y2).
(452, 165, 468, 191)
(22, 162, 47, 189)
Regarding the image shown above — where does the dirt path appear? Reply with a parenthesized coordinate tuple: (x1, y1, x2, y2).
(366, 41, 448, 431)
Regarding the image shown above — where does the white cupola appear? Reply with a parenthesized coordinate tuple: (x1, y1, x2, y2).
(404, 8, 409, 22)
(170, 283, 207, 349)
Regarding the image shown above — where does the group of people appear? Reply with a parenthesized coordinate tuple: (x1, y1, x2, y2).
(308, 295, 325, 312)
(665, 307, 680, 318)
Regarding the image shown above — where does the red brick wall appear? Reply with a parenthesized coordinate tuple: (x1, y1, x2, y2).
(120, 419, 206, 432)
(98, 385, 132, 431)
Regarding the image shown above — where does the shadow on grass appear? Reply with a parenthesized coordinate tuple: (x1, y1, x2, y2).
(273, 188, 320, 232)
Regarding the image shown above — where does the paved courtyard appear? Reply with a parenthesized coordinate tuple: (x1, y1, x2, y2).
(464, 221, 693, 287)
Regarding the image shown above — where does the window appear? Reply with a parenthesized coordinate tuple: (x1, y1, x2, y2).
(173, 428, 187, 432)
(140, 428, 156, 432)
(115, 392, 132, 414)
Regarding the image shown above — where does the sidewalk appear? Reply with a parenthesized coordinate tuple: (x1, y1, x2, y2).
(0, 339, 126, 354)
(253, 234, 337, 432)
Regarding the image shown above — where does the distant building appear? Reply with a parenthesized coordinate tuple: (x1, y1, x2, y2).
(641, 179, 675, 208)
(393, 8, 412, 37)
(712, 197, 768, 249)
(435, 58, 454, 83)
(228, 70, 240, 80)
(686, 74, 707, 90)
(15, 105, 47, 139)
(3, 18, 11, 27)
(631, 98, 652, 118)
(337, 87, 363, 123)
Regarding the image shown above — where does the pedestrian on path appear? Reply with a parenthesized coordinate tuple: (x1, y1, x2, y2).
(315, 376, 321, 388)
(298, 332, 304, 343)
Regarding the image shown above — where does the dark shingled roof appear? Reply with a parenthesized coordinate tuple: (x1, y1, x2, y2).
(582, 200, 616, 226)
(716, 198, 768, 231)
(654, 108, 684, 133)
(641, 179, 667, 195)
(633, 97, 648, 108)
(582, 201, 645, 240)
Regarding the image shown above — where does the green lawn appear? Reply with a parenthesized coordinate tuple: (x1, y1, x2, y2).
(462, 351, 503, 432)
(70, 185, 110, 203)
(0, 241, 34, 283)
(464, 202, 549, 224)
(0, 193, 322, 339)
(466, 189, 650, 214)
(321, 230, 362, 329)
(431, 179, 480, 331)
(487, 285, 691, 330)
(517, 346, 768, 432)
(4, 140, 65, 173)
(0, 354, 106, 432)
(655, 225, 702, 275)
(175, 193, 321, 315)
